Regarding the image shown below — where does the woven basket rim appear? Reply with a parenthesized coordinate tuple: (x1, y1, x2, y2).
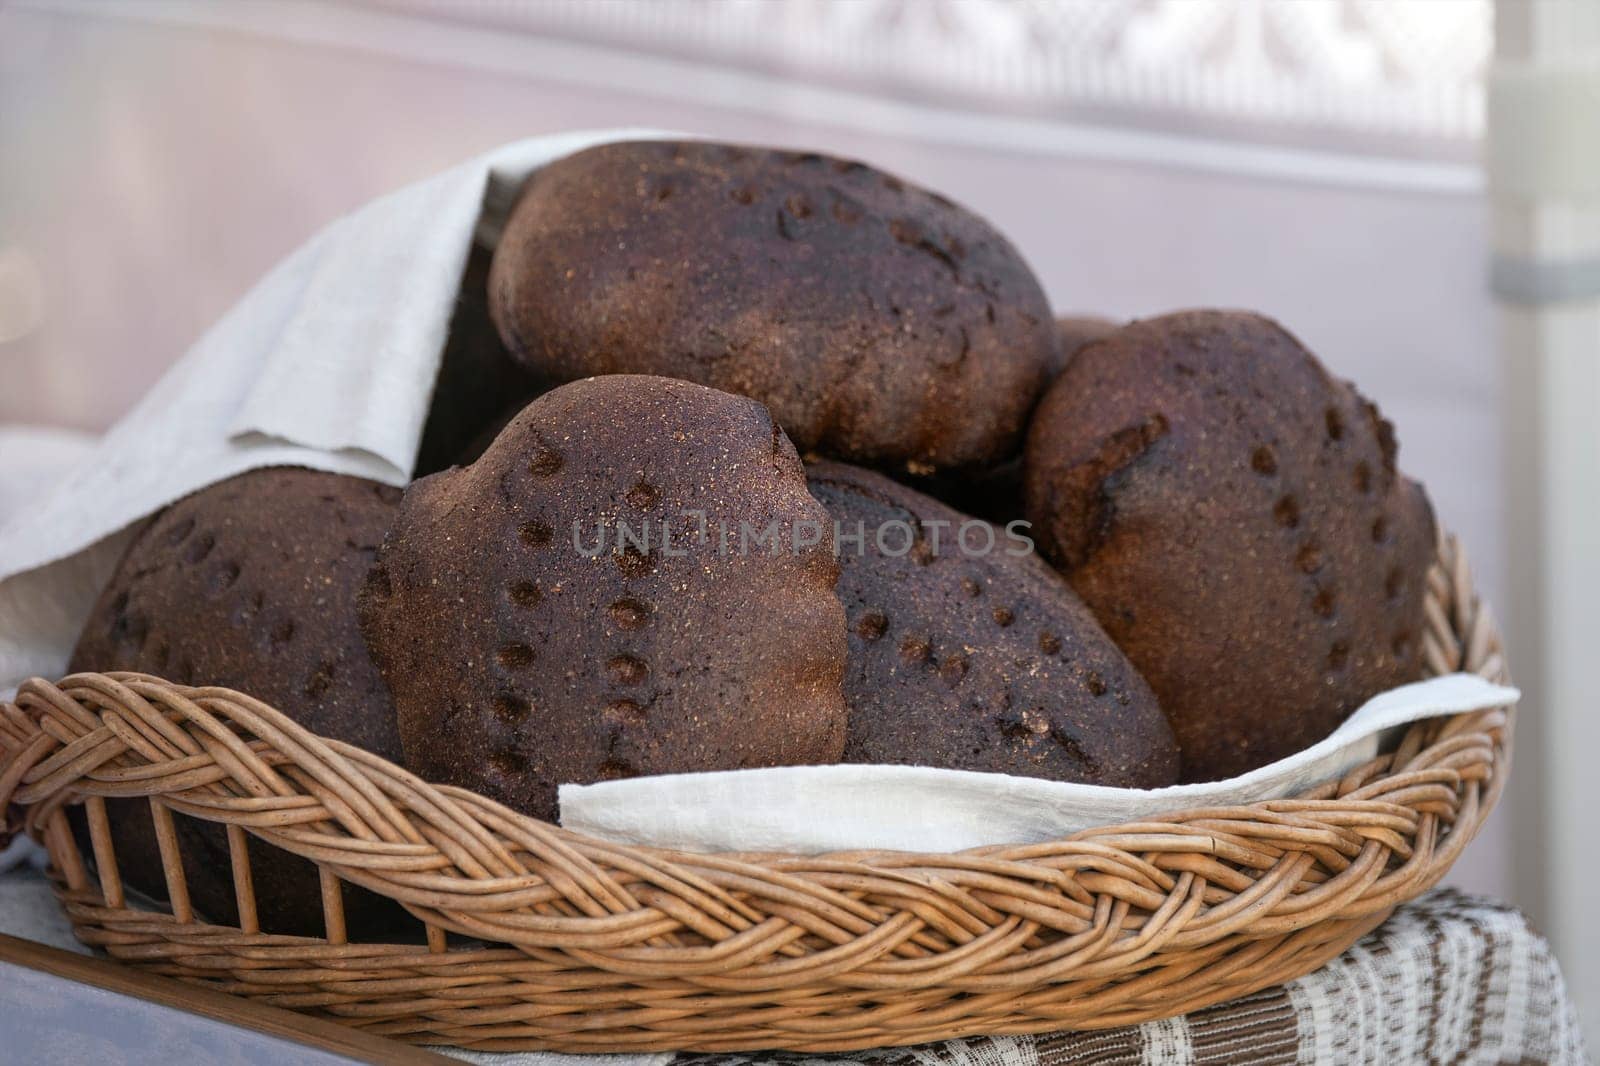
(0, 530, 1512, 1052)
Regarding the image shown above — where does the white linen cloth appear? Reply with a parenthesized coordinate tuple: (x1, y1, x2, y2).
(0, 426, 97, 519)
(561, 673, 1515, 852)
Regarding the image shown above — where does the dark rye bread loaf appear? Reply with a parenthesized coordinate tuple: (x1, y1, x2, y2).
(488, 140, 1055, 473)
(1024, 310, 1436, 782)
(808, 461, 1178, 787)
(67, 467, 407, 937)
(413, 241, 547, 476)
(360, 375, 848, 823)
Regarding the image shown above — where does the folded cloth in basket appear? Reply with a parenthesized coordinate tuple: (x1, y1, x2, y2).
(559, 672, 1515, 852)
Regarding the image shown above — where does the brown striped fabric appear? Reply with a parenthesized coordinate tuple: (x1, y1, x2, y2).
(677, 891, 1590, 1066)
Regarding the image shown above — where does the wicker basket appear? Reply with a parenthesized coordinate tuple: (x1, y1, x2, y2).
(0, 533, 1510, 1054)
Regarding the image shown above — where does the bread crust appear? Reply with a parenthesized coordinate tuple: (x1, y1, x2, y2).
(489, 140, 1054, 472)
(1024, 311, 1435, 781)
(361, 375, 849, 822)
(809, 460, 1178, 788)
(68, 467, 406, 936)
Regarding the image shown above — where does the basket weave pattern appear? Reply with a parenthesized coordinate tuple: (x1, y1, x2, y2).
(0, 534, 1510, 1053)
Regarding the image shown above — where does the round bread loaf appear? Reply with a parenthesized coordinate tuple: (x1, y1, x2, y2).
(808, 461, 1177, 787)
(360, 374, 849, 822)
(1024, 310, 1436, 781)
(488, 140, 1055, 473)
(67, 467, 407, 938)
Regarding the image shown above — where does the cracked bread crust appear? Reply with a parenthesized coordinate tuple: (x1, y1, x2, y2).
(1024, 311, 1435, 782)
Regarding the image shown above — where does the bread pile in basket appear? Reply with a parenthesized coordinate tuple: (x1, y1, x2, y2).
(65, 140, 1438, 939)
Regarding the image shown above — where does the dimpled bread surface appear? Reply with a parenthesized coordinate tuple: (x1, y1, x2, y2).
(1024, 310, 1436, 782)
(488, 140, 1055, 473)
(360, 374, 848, 823)
(67, 467, 407, 937)
(808, 460, 1177, 788)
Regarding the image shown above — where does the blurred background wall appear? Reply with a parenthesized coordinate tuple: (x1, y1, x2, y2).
(1, 0, 1590, 1041)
